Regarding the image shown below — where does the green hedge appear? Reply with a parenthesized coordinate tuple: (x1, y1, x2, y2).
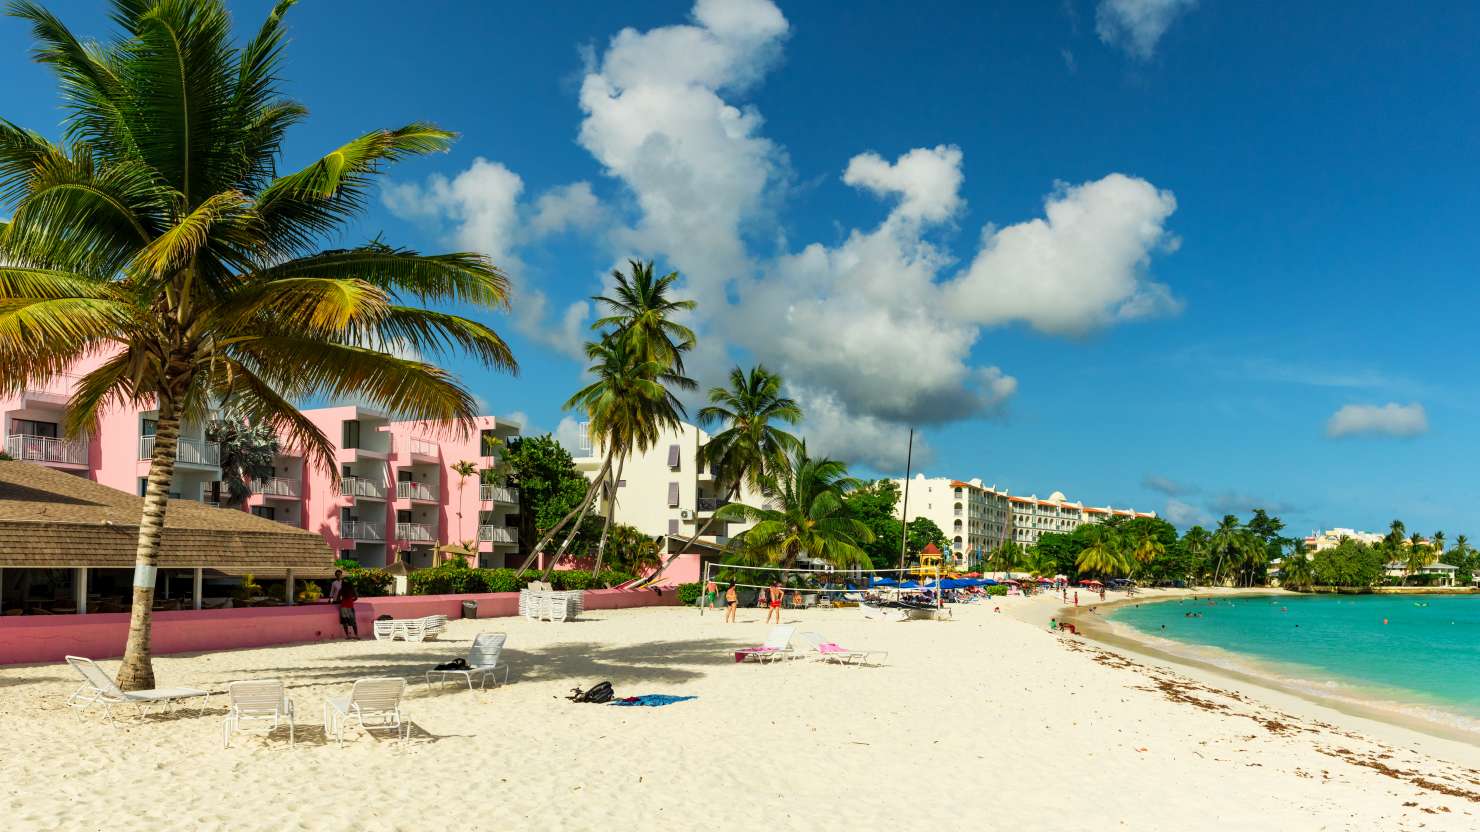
(406, 565, 636, 596)
(346, 568, 393, 597)
(985, 584, 1008, 597)
(676, 582, 703, 605)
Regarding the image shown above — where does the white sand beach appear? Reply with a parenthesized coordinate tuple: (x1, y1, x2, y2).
(3, 591, 1478, 832)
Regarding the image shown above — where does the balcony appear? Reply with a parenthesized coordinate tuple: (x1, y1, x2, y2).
(251, 477, 301, 498)
(479, 484, 518, 504)
(407, 437, 438, 460)
(396, 480, 437, 502)
(695, 497, 730, 513)
(340, 477, 387, 500)
(341, 520, 383, 541)
(478, 525, 518, 544)
(16, 374, 79, 407)
(138, 435, 220, 467)
(5, 434, 88, 466)
(396, 522, 435, 543)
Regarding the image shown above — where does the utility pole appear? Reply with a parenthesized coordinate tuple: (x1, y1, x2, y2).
(898, 428, 914, 572)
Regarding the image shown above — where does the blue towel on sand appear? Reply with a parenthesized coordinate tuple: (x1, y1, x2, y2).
(609, 694, 697, 707)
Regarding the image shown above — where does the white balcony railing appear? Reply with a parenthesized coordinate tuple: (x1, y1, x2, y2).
(341, 520, 383, 541)
(138, 435, 220, 466)
(478, 525, 518, 543)
(396, 522, 435, 543)
(5, 434, 88, 465)
(480, 484, 518, 503)
(18, 373, 78, 405)
(340, 477, 387, 499)
(251, 477, 301, 498)
(396, 480, 436, 501)
(409, 437, 438, 458)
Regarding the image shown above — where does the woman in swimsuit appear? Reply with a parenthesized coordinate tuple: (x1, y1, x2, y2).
(766, 582, 783, 624)
(724, 583, 738, 623)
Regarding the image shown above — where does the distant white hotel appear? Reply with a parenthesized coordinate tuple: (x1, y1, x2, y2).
(1302, 528, 1385, 551)
(894, 474, 1154, 564)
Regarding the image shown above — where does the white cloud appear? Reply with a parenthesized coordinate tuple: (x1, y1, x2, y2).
(1163, 497, 1211, 528)
(1326, 402, 1429, 438)
(789, 385, 934, 472)
(842, 145, 964, 223)
(382, 158, 594, 359)
(554, 416, 587, 454)
(1096, 0, 1197, 60)
(1205, 492, 1299, 516)
(1143, 474, 1196, 496)
(498, 411, 528, 430)
(944, 174, 1182, 336)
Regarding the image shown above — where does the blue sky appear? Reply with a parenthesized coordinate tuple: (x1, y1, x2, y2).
(4, 1, 1479, 537)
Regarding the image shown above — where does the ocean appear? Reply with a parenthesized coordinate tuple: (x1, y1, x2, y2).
(1110, 593, 1480, 727)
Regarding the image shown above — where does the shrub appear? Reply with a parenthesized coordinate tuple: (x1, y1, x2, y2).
(403, 566, 638, 596)
(297, 581, 323, 603)
(346, 568, 393, 597)
(676, 582, 703, 605)
(334, 558, 361, 571)
(985, 584, 1008, 597)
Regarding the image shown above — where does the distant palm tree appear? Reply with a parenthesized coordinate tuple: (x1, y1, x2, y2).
(1076, 525, 1125, 577)
(591, 259, 698, 373)
(604, 524, 662, 575)
(1130, 528, 1165, 567)
(716, 443, 873, 570)
(1404, 534, 1435, 584)
(987, 540, 1024, 577)
(207, 406, 279, 508)
(1182, 526, 1211, 584)
(1432, 530, 1446, 556)
(1209, 515, 1244, 586)
(0, 0, 514, 689)
(450, 460, 478, 544)
(650, 365, 800, 581)
(1279, 540, 1313, 591)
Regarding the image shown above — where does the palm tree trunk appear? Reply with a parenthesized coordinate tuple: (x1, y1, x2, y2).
(540, 456, 609, 582)
(115, 401, 182, 691)
(590, 456, 626, 579)
(640, 482, 741, 585)
(513, 456, 612, 577)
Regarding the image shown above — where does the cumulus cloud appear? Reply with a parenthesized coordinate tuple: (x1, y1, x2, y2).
(842, 145, 964, 223)
(554, 416, 588, 454)
(1163, 498, 1211, 528)
(944, 174, 1182, 336)
(382, 159, 596, 359)
(1143, 474, 1197, 496)
(788, 385, 934, 472)
(1096, 0, 1197, 59)
(1205, 492, 1298, 517)
(1326, 402, 1429, 438)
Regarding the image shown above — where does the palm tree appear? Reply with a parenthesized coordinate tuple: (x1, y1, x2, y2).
(1279, 540, 1313, 591)
(0, 0, 515, 689)
(206, 405, 278, 508)
(1075, 524, 1125, 577)
(450, 460, 478, 544)
(603, 524, 662, 575)
(1182, 525, 1210, 585)
(591, 259, 697, 372)
(716, 443, 874, 570)
(1209, 515, 1243, 586)
(1404, 533, 1435, 584)
(987, 540, 1024, 577)
(649, 364, 800, 581)
(1130, 528, 1165, 568)
(1432, 530, 1446, 557)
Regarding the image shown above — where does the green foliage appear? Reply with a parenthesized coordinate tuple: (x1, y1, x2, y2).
(718, 443, 873, 570)
(296, 580, 323, 603)
(906, 517, 950, 557)
(603, 524, 662, 574)
(504, 434, 600, 548)
(207, 407, 279, 508)
(676, 582, 704, 605)
(345, 568, 393, 597)
(0, 450, 12, 460)
(1311, 539, 1387, 588)
(406, 565, 636, 596)
(985, 584, 1008, 597)
(334, 558, 361, 571)
(842, 479, 905, 569)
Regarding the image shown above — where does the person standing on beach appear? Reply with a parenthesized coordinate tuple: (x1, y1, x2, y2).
(337, 581, 359, 639)
(766, 582, 783, 624)
(704, 578, 719, 610)
(724, 583, 738, 622)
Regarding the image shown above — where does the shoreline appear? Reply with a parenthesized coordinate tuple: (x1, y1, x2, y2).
(1057, 588, 1480, 750)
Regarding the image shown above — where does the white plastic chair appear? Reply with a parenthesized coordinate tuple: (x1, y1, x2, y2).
(324, 678, 407, 746)
(426, 633, 511, 692)
(64, 656, 210, 719)
(223, 679, 295, 747)
(796, 631, 888, 667)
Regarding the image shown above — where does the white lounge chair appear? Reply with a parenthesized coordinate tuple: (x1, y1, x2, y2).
(733, 625, 797, 664)
(425, 632, 510, 692)
(796, 632, 888, 667)
(64, 655, 211, 719)
(372, 614, 448, 642)
(324, 677, 407, 746)
(223, 679, 295, 747)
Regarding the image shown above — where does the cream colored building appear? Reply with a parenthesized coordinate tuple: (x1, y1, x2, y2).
(1301, 528, 1386, 551)
(572, 422, 761, 552)
(895, 475, 1154, 561)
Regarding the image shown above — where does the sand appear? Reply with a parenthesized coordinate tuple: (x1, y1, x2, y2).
(3, 590, 1479, 832)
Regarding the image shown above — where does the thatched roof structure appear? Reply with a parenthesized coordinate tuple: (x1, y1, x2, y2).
(0, 461, 332, 571)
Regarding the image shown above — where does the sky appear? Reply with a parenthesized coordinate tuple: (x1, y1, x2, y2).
(3, 0, 1479, 537)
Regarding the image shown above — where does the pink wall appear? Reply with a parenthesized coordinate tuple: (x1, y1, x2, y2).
(0, 588, 677, 666)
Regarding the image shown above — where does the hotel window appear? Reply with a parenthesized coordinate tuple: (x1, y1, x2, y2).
(252, 506, 276, 520)
(342, 419, 361, 449)
(12, 418, 58, 438)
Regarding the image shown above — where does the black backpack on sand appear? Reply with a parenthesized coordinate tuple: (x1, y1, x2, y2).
(567, 681, 614, 703)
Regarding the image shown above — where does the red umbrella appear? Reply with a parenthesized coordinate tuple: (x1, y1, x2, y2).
(1082, 579, 1102, 586)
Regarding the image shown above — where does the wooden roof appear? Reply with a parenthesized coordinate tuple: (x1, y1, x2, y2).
(0, 461, 333, 570)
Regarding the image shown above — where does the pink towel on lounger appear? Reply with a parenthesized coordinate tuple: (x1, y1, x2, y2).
(734, 647, 778, 662)
(818, 643, 848, 653)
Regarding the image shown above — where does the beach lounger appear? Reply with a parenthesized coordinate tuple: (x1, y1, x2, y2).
(324, 678, 407, 746)
(796, 632, 888, 667)
(222, 679, 295, 747)
(372, 614, 448, 642)
(64, 655, 211, 720)
(425, 633, 510, 692)
(733, 625, 797, 664)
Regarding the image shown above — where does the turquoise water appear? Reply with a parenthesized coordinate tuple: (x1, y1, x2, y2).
(1111, 594, 1480, 719)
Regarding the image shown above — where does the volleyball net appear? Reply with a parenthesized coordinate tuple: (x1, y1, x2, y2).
(697, 561, 946, 614)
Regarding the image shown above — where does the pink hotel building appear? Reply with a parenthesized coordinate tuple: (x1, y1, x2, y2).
(1, 362, 523, 570)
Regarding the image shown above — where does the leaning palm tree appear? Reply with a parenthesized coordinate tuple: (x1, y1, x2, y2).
(591, 259, 697, 373)
(716, 443, 873, 570)
(1209, 515, 1244, 586)
(0, 0, 515, 689)
(512, 334, 687, 579)
(646, 364, 800, 583)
